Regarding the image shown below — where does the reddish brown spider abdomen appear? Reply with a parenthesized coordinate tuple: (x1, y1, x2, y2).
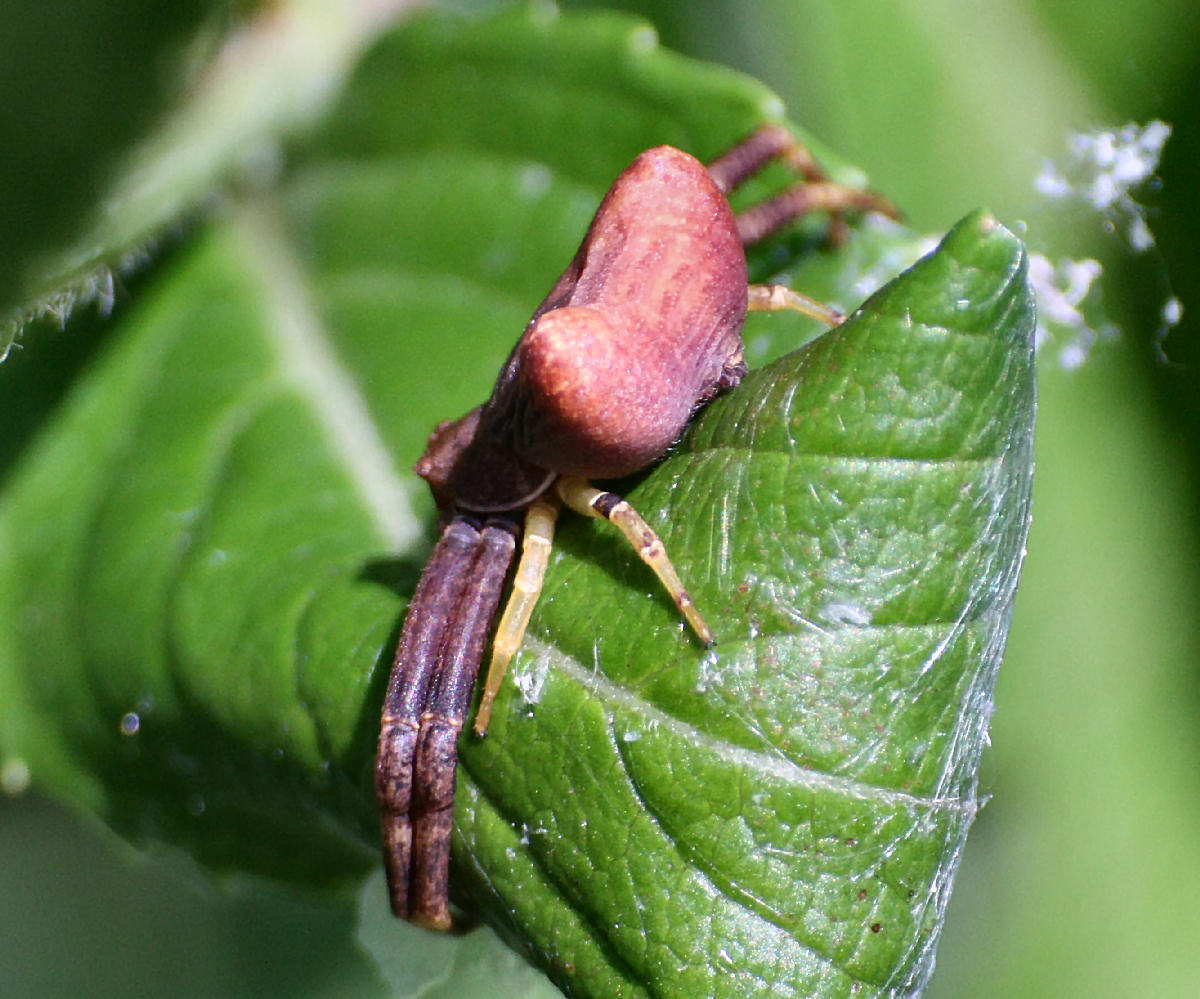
(484, 145, 749, 479)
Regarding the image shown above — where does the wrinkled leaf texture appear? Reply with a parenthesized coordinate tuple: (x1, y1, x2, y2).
(0, 6, 1035, 998)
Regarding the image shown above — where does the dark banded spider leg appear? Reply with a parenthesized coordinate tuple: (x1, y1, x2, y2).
(707, 125, 900, 327)
(707, 123, 900, 246)
(375, 515, 517, 929)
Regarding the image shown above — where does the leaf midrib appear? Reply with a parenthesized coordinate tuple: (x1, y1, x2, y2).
(513, 635, 972, 815)
(231, 199, 421, 553)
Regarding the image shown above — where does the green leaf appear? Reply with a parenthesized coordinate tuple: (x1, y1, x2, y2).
(3, 0, 403, 356)
(0, 6, 1035, 997)
(0, 0, 214, 323)
(451, 209, 1034, 997)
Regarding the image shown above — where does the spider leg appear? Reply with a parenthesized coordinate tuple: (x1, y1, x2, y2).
(376, 517, 485, 919)
(409, 518, 517, 929)
(747, 283, 845, 327)
(706, 124, 827, 194)
(473, 497, 559, 738)
(732, 181, 900, 248)
(555, 475, 714, 647)
(705, 124, 899, 246)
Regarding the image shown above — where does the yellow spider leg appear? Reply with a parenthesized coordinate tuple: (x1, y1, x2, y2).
(473, 496, 559, 737)
(555, 475, 714, 646)
(747, 283, 845, 327)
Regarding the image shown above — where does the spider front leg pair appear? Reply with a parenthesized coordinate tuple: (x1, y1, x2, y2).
(374, 474, 704, 928)
(375, 123, 897, 930)
(376, 514, 517, 929)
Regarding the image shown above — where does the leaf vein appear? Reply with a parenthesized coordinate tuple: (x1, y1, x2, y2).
(233, 200, 421, 553)
(525, 636, 970, 813)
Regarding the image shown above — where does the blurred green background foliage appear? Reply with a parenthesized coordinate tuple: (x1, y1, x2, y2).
(2, 1, 1198, 996)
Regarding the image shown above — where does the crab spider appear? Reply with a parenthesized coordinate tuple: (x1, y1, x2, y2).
(375, 125, 897, 930)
